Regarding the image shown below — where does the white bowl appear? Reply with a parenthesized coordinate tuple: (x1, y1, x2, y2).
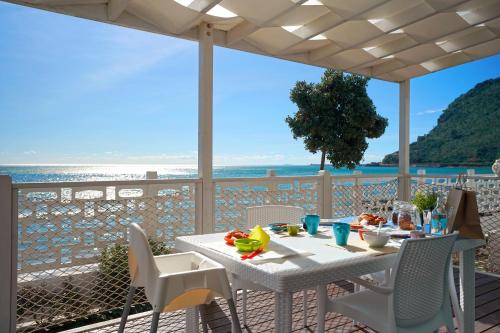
(363, 231, 390, 248)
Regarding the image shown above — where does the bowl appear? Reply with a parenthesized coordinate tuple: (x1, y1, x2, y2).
(234, 238, 262, 252)
(362, 231, 390, 248)
(268, 223, 288, 232)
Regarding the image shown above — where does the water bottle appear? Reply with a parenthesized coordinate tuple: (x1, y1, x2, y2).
(431, 196, 441, 234)
(431, 195, 448, 235)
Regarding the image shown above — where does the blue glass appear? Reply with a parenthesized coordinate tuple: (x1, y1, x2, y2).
(302, 214, 320, 235)
(332, 222, 350, 246)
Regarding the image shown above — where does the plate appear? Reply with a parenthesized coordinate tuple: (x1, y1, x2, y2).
(268, 223, 288, 232)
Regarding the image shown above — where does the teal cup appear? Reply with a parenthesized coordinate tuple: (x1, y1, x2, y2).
(332, 222, 350, 246)
(302, 214, 320, 235)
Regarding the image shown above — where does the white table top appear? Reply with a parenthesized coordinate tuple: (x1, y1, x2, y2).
(175, 227, 484, 292)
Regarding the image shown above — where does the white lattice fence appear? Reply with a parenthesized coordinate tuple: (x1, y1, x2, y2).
(411, 175, 500, 272)
(15, 180, 198, 332)
(332, 177, 399, 217)
(214, 176, 320, 232)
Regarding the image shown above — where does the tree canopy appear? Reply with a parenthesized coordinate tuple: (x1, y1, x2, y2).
(286, 69, 388, 170)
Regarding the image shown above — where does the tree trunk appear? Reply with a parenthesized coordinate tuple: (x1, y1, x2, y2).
(320, 150, 326, 170)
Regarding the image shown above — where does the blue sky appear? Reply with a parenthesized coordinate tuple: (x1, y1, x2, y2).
(1, 2, 499, 166)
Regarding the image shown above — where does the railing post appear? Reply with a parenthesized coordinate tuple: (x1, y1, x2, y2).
(0, 175, 16, 333)
(266, 170, 278, 205)
(145, 171, 158, 197)
(417, 169, 425, 185)
(353, 171, 362, 215)
(318, 171, 332, 218)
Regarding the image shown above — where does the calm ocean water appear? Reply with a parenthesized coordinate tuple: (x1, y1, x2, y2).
(0, 164, 494, 183)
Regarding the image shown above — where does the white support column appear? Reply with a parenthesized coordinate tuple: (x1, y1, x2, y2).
(0, 176, 16, 333)
(398, 80, 411, 201)
(198, 22, 214, 234)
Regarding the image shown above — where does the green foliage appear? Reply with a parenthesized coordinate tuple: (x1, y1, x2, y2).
(412, 191, 438, 213)
(286, 69, 388, 169)
(382, 78, 500, 165)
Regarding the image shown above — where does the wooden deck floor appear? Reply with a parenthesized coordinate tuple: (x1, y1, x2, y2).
(67, 270, 500, 333)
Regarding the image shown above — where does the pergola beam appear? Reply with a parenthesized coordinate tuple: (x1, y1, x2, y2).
(309, 0, 471, 63)
(25, 0, 105, 4)
(107, 0, 128, 21)
(347, 14, 500, 74)
(177, 0, 223, 34)
(226, 0, 309, 46)
(277, 0, 392, 55)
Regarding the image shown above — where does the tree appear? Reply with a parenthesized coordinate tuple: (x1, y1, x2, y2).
(286, 69, 388, 170)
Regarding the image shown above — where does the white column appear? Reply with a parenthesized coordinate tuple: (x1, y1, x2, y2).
(0, 176, 16, 333)
(398, 80, 410, 201)
(198, 22, 214, 234)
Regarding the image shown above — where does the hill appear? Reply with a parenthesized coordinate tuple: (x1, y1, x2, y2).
(382, 78, 500, 166)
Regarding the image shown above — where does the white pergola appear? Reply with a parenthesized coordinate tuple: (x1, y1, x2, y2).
(1, 3, 499, 331)
(6, 0, 500, 239)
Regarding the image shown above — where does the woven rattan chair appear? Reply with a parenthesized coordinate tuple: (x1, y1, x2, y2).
(118, 223, 242, 333)
(318, 233, 458, 333)
(232, 205, 309, 327)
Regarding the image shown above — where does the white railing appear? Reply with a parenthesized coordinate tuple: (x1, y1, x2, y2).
(0, 171, 498, 332)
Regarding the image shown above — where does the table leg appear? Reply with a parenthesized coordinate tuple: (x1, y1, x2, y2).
(449, 265, 463, 333)
(459, 248, 475, 333)
(275, 291, 293, 333)
(186, 307, 199, 333)
(316, 284, 327, 333)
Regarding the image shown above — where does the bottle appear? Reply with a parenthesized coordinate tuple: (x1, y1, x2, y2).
(431, 196, 441, 234)
(431, 195, 448, 234)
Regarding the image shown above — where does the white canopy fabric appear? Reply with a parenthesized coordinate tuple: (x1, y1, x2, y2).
(6, 0, 500, 82)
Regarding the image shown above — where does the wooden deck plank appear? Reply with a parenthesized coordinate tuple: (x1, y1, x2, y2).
(63, 272, 500, 333)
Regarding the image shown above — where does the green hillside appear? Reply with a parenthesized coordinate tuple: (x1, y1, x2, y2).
(382, 78, 500, 166)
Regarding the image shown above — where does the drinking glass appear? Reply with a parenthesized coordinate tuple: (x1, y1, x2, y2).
(332, 222, 350, 246)
(302, 214, 320, 235)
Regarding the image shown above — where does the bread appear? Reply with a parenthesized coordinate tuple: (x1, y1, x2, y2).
(358, 213, 387, 226)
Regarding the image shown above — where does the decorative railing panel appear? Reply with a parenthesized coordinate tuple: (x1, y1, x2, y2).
(8, 173, 500, 332)
(332, 176, 399, 217)
(15, 180, 199, 332)
(214, 176, 320, 232)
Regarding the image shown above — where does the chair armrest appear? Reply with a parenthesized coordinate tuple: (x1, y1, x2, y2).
(349, 277, 393, 295)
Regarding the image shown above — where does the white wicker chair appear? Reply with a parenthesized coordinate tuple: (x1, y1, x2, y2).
(233, 205, 308, 327)
(318, 233, 458, 333)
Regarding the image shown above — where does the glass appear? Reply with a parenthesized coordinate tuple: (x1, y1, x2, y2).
(302, 215, 320, 235)
(287, 225, 299, 236)
(332, 222, 350, 246)
(398, 202, 415, 230)
(392, 200, 402, 225)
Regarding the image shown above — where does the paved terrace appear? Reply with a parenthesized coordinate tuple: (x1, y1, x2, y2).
(65, 270, 500, 333)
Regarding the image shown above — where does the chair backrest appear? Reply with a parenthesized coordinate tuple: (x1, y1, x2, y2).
(246, 205, 305, 229)
(128, 223, 159, 290)
(390, 233, 457, 328)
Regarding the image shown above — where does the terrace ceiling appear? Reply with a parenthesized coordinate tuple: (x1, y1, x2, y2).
(5, 0, 500, 82)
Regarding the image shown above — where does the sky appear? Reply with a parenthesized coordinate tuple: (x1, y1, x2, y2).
(0, 2, 499, 166)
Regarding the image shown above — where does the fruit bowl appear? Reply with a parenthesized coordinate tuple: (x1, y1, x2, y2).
(234, 239, 262, 252)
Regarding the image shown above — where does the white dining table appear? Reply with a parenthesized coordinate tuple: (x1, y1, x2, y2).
(175, 227, 484, 333)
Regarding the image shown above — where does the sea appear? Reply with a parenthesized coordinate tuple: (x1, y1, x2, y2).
(0, 164, 494, 183)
